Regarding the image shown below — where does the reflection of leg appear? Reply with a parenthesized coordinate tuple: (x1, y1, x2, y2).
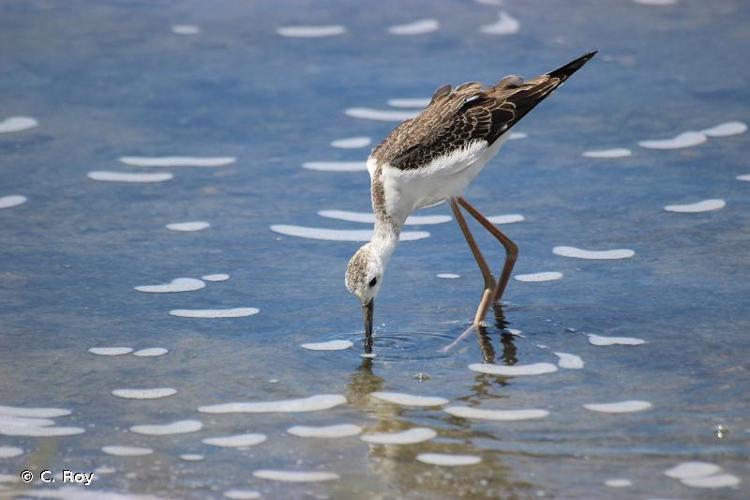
(450, 198, 496, 328)
(476, 325, 496, 364)
(456, 197, 519, 304)
(500, 332, 518, 366)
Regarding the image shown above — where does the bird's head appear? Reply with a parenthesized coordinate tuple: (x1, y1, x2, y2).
(345, 243, 386, 341)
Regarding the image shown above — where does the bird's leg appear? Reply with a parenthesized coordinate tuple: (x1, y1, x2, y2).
(450, 198, 496, 329)
(456, 196, 519, 305)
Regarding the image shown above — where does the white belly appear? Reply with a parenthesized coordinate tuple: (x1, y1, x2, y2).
(376, 135, 509, 222)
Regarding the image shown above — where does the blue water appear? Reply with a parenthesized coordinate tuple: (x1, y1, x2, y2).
(1, 0, 749, 498)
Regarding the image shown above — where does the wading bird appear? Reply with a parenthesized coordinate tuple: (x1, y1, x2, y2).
(346, 52, 597, 352)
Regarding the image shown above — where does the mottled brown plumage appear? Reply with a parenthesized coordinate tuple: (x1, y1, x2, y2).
(371, 51, 597, 171)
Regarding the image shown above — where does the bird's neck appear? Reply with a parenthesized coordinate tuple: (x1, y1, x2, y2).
(369, 160, 402, 265)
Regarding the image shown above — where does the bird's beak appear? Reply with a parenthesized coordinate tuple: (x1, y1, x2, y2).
(362, 299, 374, 353)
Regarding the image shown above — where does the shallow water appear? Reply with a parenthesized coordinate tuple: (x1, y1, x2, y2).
(1, 0, 749, 499)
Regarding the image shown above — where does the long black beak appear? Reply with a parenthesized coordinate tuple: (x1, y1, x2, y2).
(362, 300, 374, 354)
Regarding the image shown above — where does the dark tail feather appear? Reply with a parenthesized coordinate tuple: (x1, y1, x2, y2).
(547, 50, 598, 82)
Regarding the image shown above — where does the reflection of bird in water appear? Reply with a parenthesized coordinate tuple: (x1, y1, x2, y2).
(345, 353, 535, 497)
(345, 52, 597, 353)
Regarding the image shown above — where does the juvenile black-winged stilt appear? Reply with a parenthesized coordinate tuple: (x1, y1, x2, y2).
(346, 52, 597, 353)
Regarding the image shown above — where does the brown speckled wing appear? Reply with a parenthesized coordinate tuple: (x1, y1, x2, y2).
(372, 51, 597, 171)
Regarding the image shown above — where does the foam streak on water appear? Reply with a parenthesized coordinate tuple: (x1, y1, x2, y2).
(388, 19, 440, 35)
(444, 406, 549, 421)
(553, 246, 635, 260)
(487, 214, 524, 224)
(88, 171, 173, 183)
(169, 307, 259, 318)
(583, 400, 653, 413)
(119, 156, 234, 167)
(331, 136, 371, 148)
(345, 107, 419, 122)
(171, 25, 201, 35)
(701, 120, 747, 137)
(89, 347, 133, 356)
(270, 224, 429, 242)
(199, 394, 347, 413)
(253, 470, 340, 482)
(165, 221, 210, 232)
(514, 272, 562, 282)
(111, 388, 177, 400)
(276, 26, 347, 38)
(387, 98, 430, 108)
(480, 11, 520, 35)
(287, 424, 362, 438)
(300, 340, 353, 351)
(202, 273, 229, 282)
(223, 490, 261, 499)
(134, 278, 205, 293)
(664, 199, 725, 213)
(0, 116, 38, 133)
(101, 446, 153, 456)
(369, 392, 448, 407)
(638, 131, 706, 149)
(318, 210, 451, 225)
(587, 334, 645, 346)
(582, 148, 632, 158)
(416, 453, 482, 466)
(302, 161, 366, 172)
(132, 348, 168, 357)
(361, 427, 436, 444)
(0, 446, 23, 458)
(468, 362, 558, 376)
(0, 406, 71, 418)
(202, 433, 267, 448)
(554, 352, 584, 369)
(0, 195, 27, 209)
(130, 420, 202, 436)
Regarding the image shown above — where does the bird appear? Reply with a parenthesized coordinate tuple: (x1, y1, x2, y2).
(345, 51, 597, 353)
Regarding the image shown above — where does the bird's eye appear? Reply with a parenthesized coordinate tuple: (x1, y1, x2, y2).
(368, 277, 378, 288)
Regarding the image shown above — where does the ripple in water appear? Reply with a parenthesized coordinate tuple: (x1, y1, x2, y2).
(331, 329, 456, 361)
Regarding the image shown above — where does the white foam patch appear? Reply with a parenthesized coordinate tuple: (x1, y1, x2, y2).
(664, 461, 722, 479)
(270, 224, 429, 242)
(0, 406, 70, 418)
(132, 347, 168, 357)
(199, 394, 346, 413)
(202, 433, 267, 448)
(130, 420, 202, 436)
(180, 454, 204, 461)
(287, 423, 362, 438)
(331, 136, 371, 149)
(417, 453, 482, 466)
(633, 0, 678, 5)
(638, 131, 706, 149)
(135, 277, 205, 293)
(254, 469, 340, 482)
(487, 214, 524, 224)
(583, 148, 632, 159)
(318, 210, 450, 225)
(112, 388, 177, 400)
(554, 352, 584, 369)
(480, 11, 520, 35)
(301, 340, 353, 351)
(583, 400, 653, 413)
(345, 107, 420, 122)
(0, 195, 27, 209)
(509, 131, 527, 140)
(514, 272, 562, 282)
(587, 334, 645, 346)
(605, 479, 632, 488)
(701, 121, 747, 137)
(468, 362, 558, 376)
(436, 273, 460, 279)
(201, 273, 229, 282)
(19, 487, 165, 499)
(0, 424, 84, 437)
(737, 174, 750, 182)
(277, 25, 347, 38)
(553, 246, 634, 260)
(302, 161, 367, 172)
(370, 392, 448, 407)
(387, 98, 431, 108)
(444, 406, 549, 421)
(0, 446, 23, 458)
(0, 116, 38, 133)
(361, 427, 436, 444)
(166, 221, 210, 232)
(102, 446, 153, 456)
(120, 156, 234, 167)
(681, 474, 740, 488)
(169, 307, 259, 318)
(88, 347, 133, 356)
(388, 19, 440, 35)
(224, 490, 261, 499)
(94, 467, 116, 474)
(171, 25, 201, 35)
(0, 473, 18, 482)
(664, 199, 725, 213)
(88, 171, 173, 183)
